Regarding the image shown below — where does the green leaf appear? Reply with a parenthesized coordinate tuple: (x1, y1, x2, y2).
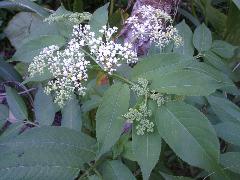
(132, 125, 161, 180)
(160, 172, 192, 180)
(225, 2, 240, 45)
(98, 160, 136, 180)
(4, 12, 59, 49)
(203, 51, 233, 76)
(211, 40, 237, 59)
(173, 20, 194, 56)
(88, 175, 101, 180)
(131, 53, 191, 80)
(193, 23, 212, 52)
(0, 0, 50, 17)
(0, 104, 8, 128)
(232, 0, 240, 9)
(205, 4, 227, 35)
(0, 122, 23, 141)
(62, 96, 82, 131)
(178, 8, 200, 27)
(131, 53, 227, 96)
(22, 68, 53, 84)
(73, 0, 83, 12)
(34, 86, 55, 126)
(207, 96, 240, 124)
(0, 127, 96, 180)
(215, 122, 240, 146)
(0, 61, 22, 82)
(122, 141, 136, 161)
(221, 152, 240, 174)
(96, 83, 130, 156)
(89, 3, 109, 37)
(155, 102, 220, 171)
(82, 95, 102, 113)
(5, 86, 28, 121)
(183, 62, 236, 94)
(13, 35, 66, 63)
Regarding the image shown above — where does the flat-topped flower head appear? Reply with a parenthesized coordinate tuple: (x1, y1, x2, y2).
(125, 5, 183, 49)
(28, 28, 90, 107)
(89, 26, 138, 73)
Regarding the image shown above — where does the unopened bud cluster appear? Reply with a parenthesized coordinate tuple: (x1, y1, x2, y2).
(124, 103, 154, 135)
(44, 12, 92, 24)
(124, 78, 171, 135)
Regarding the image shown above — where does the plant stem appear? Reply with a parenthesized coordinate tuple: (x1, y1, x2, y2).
(78, 160, 101, 180)
(110, 73, 134, 85)
(23, 121, 40, 127)
(110, 0, 115, 16)
(79, 48, 105, 69)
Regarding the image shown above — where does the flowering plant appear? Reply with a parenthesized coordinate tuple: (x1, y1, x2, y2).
(0, 1, 239, 180)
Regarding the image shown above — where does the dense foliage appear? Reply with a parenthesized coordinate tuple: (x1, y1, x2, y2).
(0, 0, 240, 179)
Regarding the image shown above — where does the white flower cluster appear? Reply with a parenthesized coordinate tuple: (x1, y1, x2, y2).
(124, 103, 154, 135)
(125, 5, 183, 48)
(29, 37, 90, 107)
(71, 25, 138, 73)
(44, 12, 92, 24)
(29, 24, 138, 106)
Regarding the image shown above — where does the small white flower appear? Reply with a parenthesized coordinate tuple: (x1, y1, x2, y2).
(125, 5, 183, 48)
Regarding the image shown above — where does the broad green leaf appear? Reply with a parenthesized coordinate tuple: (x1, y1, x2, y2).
(132, 125, 161, 180)
(34, 86, 55, 126)
(23, 68, 53, 84)
(122, 141, 136, 161)
(5, 86, 28, 121)
(0, 104, 8, 127)
(160, 172, 192, 180)
(155, 102, 220, 171)
(4, 12, 59, 49)
(0, 0, 50, 17)
(0, 122, 23, 141)
(131, 53, 227, 96)
(204, 51, 233, 76)
(225, 3, 240, 45)
(82, 95, 102, 113)
(0, 127, 96, 180)
(174, 20, 194, 56)
(193, 23, 212, 52)
(211, 40, 237, 59)
(131, 53, 191, 80)
(13, 35, 66, 63)
(89, 3, 109, 37)
(98, 160, 136, 180)
(221, 152, 240, 174)
(0, 61, 22, 82)
(183, 62, 237, 94)
(62, 96, 82, 131)
(73, 0, 83, 12)
(215, 122, 240, 146)
(207, 96, 240, 124)
(205, 3, 227, 35)
(96, 83, 130, 156)
(88, 175, 101, 180)
(178, 8, 200, 27)
(232, 0, 240, 9)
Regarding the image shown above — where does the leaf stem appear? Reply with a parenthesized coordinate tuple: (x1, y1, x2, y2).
(110, 73, 134, 86)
